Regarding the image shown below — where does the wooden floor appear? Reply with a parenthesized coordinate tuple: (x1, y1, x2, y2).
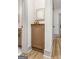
(52, 38, 61, 58)
(23, 37, 61, 59)
(23, 50, 60, 59)
(52, 36, 61, 59)
(24, 50, 51, 59)
(28, 50, 44, 59)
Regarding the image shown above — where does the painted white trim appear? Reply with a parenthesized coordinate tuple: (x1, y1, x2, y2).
(43, 55, 52, 59)
(27, 46, 32, 52)
(22, 46, 32, 54)
(26, 49, 32, 54)
(44, 49, 52, 57)
(45, 0, 53, 56)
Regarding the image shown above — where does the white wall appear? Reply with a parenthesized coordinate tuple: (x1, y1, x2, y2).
(22, 0, 28, 52)
(34, 0, 45, 9)
(20, 0, 34, 52)
(18, 0, 23, 28)
(27, 0, 35, 49)
(33, 0, 45, 20)
(53, 9, 61, 34)
(44, 0, 53, 56)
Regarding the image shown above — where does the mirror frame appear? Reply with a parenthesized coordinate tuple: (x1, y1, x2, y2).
(36, 8, 45, 21)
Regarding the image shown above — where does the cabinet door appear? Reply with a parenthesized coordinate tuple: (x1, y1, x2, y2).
(31, 24, 45, 50)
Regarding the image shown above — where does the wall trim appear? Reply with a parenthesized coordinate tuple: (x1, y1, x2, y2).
(53, 34, 61, 38)
(26, 46, 32, 53)
(22, 46, 32, 54)
(44, 49, 52, 58)
(43, 55, 52, 59)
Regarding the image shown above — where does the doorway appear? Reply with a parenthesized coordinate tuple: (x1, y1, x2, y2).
(31, 24, 45, 53)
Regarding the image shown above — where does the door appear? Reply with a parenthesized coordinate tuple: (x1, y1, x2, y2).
(31, 24, 45, 51)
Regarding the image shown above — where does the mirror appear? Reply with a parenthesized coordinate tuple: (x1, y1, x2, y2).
(36, 8, 45, 21)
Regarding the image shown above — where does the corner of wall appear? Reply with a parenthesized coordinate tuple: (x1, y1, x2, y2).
(44, 49, 52, 58)
(22, 46, 32, 54)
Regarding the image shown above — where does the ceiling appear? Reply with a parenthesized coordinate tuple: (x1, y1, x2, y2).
(53, 0, 61, 9)
(18, 0, 61, 10)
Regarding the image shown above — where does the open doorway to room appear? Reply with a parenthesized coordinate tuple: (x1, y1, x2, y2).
(31, 0, 45, 53)
(52, 0, 61, 59)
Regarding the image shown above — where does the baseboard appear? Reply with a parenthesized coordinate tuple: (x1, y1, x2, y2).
(44, 50, 52, 58)
(32, 47, 44, 53)
(43, 55, 52, 59)
(53, 34, 61, 38)
(27, 46, 32, 53)
(22, 46, 32, 54)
